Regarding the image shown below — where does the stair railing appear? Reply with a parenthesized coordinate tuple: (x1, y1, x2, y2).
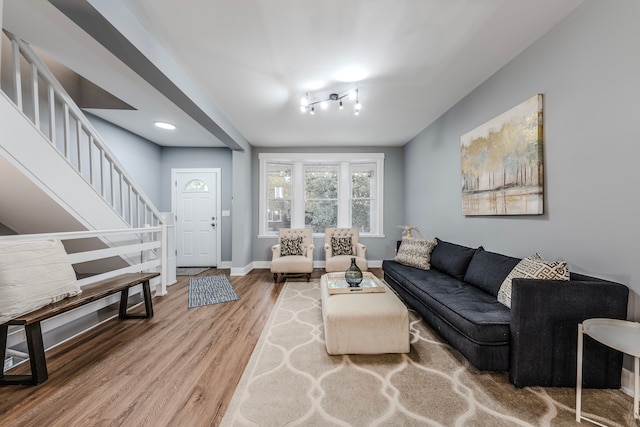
(0, 226, 168, 370)
(1, 30, 162, 229)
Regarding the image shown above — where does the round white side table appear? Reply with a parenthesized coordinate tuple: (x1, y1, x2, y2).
(576, 318, 640, 425)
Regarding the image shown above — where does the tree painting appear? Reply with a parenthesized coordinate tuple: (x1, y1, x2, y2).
(460, 94, 543, 215)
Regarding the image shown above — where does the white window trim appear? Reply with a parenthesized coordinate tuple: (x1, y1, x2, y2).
(258, 153, 385, 238)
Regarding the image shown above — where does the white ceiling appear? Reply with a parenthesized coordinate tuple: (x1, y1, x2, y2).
(3, 0, 583, 149)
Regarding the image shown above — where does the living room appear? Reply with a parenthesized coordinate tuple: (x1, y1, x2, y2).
(1, 0, 639, 425)
(75, 0, 639, 317)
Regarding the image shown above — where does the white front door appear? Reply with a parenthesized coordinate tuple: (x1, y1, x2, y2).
(173, 169, 220, 267)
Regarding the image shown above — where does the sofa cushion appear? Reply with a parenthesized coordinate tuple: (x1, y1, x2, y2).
(382, 261, 510, 344)
(394, 237, 437, 270)
(464, 248, 521, 297)
(0, 239, 82, 325)
(331, 236, 353, 256)
(280, 237, 303, 256)
(497, 253, 570, 308)
(430, 239, 477, 281)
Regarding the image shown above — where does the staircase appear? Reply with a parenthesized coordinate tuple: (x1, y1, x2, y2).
(1, 31, 173, 371)
(0, 30, 162, 239)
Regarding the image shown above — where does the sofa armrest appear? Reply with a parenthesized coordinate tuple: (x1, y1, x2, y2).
(356, 243, 367, 258)
(271, 244, 281, 260)
(324, 243, 332, 260)
(306, 243, 315, 259)
(510, 278, 628, 388)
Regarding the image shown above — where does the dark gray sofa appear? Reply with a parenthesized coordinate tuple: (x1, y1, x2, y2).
(382, 238, 629, 388)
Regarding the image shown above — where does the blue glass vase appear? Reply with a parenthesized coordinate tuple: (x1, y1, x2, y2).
(345, 257, 363, 287)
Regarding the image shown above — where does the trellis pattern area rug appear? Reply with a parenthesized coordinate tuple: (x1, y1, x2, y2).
(221, 280, 635, 426)
(188, 275, 239, 308)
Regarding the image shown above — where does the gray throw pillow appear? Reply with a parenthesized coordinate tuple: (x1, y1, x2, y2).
(394, 237, 437, 270)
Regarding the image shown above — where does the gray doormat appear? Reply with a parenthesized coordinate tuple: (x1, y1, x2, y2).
(188, 275, 240, 308)
(177, 267, 210, 276)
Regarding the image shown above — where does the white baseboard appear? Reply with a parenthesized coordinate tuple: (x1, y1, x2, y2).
(252, 261, 271, 269)
(230, 263, 254, 276)
(218, 261, 232, 269)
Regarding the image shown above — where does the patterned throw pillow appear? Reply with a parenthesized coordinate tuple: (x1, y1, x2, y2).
(497, 253, 570, 308)
(331, 237, 353, 256)
(394, 237, 438, 270)
(280, 237, 303, 256)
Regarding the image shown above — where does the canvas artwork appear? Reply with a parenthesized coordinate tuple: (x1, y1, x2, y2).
(460, 94, 543, 216)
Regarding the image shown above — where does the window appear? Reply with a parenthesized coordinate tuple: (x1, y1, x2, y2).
(351, 164, 376, 233)
(304, 165, 338, 232)
(266, 163, 291, 233)
(259, 153, 384, 236)
(184, 179, 209, 192)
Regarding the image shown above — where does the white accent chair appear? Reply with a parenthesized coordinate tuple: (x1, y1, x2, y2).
(324, 227, 368, 273)
(270, 228, 315, 282)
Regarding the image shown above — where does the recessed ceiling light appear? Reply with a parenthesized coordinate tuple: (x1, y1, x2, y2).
(154, 121, 176, 130)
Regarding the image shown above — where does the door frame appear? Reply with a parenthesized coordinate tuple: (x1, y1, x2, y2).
(171, 168, 222, 268)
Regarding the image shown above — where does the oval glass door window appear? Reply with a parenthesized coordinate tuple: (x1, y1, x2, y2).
(184, 179, 209, 192)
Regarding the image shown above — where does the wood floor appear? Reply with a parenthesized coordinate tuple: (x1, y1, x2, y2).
(0, 268, 383, 427)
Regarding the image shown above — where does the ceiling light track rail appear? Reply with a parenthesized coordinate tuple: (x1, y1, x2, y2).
(300, 88, 361, 115)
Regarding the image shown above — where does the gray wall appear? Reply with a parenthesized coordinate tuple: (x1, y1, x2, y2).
(232, 148, 254, 271)
(88, 115, 234, 263)
(160, 147, 233, 263)
(252, 146, 405, 264)
(0, 222, 16, 235)
(404, 0, 640, 319)
(0, 0, 3, 81)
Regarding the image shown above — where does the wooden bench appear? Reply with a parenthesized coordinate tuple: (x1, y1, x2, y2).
(0, 272, 159, 385)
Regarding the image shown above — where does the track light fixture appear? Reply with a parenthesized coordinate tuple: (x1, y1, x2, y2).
(300, 89, 361, 115)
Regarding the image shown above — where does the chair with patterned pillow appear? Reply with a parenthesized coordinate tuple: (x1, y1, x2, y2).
(324, 227, 368, 273)
(270, 228, 315, 282)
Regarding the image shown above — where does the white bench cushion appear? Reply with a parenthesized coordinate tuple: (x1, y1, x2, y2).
(0, 239, 81, 324)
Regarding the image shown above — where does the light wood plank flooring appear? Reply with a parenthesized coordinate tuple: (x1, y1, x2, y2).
(0, 268, 382, 427)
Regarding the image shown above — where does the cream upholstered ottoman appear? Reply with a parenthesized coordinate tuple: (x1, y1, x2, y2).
(320, 272, 410, 355)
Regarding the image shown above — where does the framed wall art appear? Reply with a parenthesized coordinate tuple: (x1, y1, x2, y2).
(461, 94, 543, 216)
